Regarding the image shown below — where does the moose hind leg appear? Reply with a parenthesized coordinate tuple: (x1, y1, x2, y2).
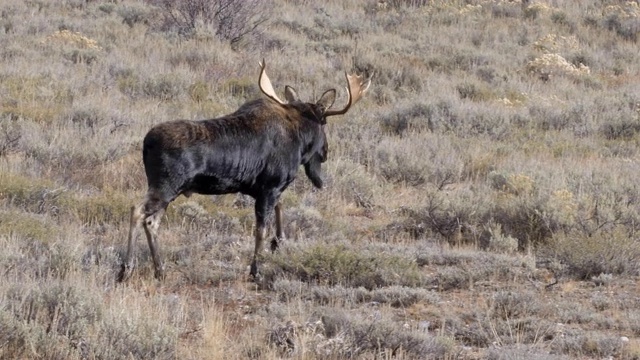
(143, 208, 166, 280)
(251, 222, 267, 280)
(251, 195, 278, 279)
(119, 204, 145, 282)
(271, 202, 285, 252)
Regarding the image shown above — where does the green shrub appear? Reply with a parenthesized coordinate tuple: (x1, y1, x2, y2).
(0, 280, 102, 358)
(490, 2, 522, 18)
(600, 118, 640, 140)
(374, 134, 463, 187)
(188, 81, 209, 102)
(419, 101, 457, 132)
(92, 316, 178, 359)
(380, 103, 433, 135)
(331, 159, 379, 209)
(0, 279, 180, 360)
(456, 82, 494, 102)
(0, 75, 70, 124)
(0, 173, 67, 215)
(523, 4, 544, 20)
(489, 291, 539, 320)
(0, 310, 28, 359)
(491, 196, 552, 250)
(385, 0, 430, 9)
(398, 189, 482, 244)
(168, 49, 208, 71)
(0, 103, 65, 124)
(550, 10, 571, 26)
(70, 108, 105, 129)
(63, 48, 100, 65)
(116, 72, 142, 99)
(69, 190, 132, 226)
(604, 12, 640, 42)
(417, 247, 536, 291)
(98, 3, 116, 14)
(221, 76, 256, 99)
(267, 244, 423, 290)
(313, 309, 454, 358)
(1, 232, 80, 280)
(548, 227, 640, 279)
(553, 332, 625, 358)
(116, 4, 151, 28)
(486, 222, 518, 254)
(143, 75, 184, 101)
(0, 211, 60, 242)
(0, 120, 22, 156)
(272, 279, 439, 308)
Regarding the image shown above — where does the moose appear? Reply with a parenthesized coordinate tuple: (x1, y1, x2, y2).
(119, 60, 371, 282)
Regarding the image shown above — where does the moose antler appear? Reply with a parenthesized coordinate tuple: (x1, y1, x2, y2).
(324, 72, 372, 117)
(259, 59, 372, 113)
(258, 59, 286, 105)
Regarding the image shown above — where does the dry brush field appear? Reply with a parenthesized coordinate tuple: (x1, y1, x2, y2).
(1, 0, 640, 359)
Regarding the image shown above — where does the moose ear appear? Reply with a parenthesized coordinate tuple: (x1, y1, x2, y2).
(316, 89, 336, 112)
(284, 86, 299, 102)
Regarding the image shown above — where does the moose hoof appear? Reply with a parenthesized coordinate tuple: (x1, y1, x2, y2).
(270, 237, 279, 252)
(154, 267, 166, 281)
(250, 261, 262, 282)
(118, 264, 133, 283)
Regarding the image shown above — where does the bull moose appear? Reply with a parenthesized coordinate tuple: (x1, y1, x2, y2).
(119, 60, 371, 282)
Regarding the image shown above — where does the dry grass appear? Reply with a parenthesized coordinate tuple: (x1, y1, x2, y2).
(1, 0, 640, 358)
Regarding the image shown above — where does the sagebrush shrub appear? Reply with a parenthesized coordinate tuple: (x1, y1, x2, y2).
(549, 227, 640, 279)
(486, 222, 518, 254)
(266, 244, 424, 289)
(117, 4, 151, 28)
(147, 0, 270, 45)
(0, 120, 21, 156)
(380, 102, 433, 135)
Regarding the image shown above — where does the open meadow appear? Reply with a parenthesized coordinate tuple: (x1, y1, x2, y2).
(1, 0, 640, 358)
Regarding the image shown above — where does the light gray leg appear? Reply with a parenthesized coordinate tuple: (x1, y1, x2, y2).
(275, 202, 285, 240)
(119, 204, 144, 282)
(271, 202, 285, 251)
(143, 208, 166, 280)
(251, 224, 267, 279)
(251, 195, 276, 279)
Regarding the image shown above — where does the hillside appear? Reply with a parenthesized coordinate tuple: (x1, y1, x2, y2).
(1, 0, 640, 358)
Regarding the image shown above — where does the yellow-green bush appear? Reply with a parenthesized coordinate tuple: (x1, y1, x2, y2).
(0, 172, 67, 214)
(267, 244, 424, 289)
(0, 75, 72, 123)
(221, 76, 256, 99)
(0, 210, 60, 242)
(188, 80, 210, 103)
(68, 191, 133, 226)
(549, 227, 640, 279)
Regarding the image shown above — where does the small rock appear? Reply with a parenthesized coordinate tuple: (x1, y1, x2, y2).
(621, 336, 630, 343)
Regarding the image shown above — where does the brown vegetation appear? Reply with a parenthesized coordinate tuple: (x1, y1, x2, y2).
(1, 0, 640, 358)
